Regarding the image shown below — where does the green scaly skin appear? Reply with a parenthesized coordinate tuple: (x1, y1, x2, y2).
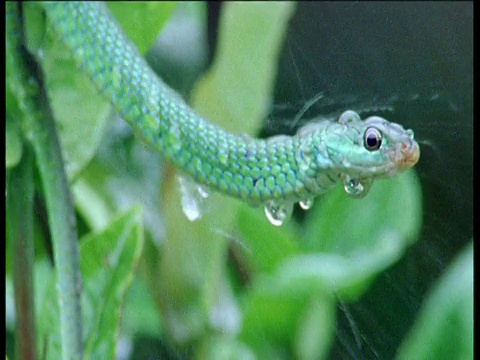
(42, 2, 419, 207)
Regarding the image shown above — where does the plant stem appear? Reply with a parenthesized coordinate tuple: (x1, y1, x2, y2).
(7, 4, 84, 359)
(8, 146, 37, 360)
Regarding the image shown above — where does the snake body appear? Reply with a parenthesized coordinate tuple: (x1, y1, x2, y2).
(40, 3, 419, 215)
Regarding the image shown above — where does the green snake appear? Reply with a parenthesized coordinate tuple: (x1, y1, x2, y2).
(11, 2, 420, 225)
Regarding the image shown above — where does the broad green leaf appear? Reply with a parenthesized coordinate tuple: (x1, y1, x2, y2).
(303, 170, 422, 253)
(238, 169, 423, 356)
(241, 281, 336, 360)
(22, 3, 46, 53)
(21, 4, 112, 180)
(120, 276, 163, 339)
(236, 203, 301, 275)
(289, 170, 423, 300)
(107, 2, 177, 55)
(241, 288, 307, 354)
(38, 207, 144, 359)
(294, 297, 336, 360)
(396, 242, 473, 360)
(82, 208, 144, 358)
(267, 251, 386, 303)
(191, 2, 296, 135)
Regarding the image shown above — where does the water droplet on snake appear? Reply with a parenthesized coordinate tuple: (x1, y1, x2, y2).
(264, 201, 293, 226)
(178, 175, 209, 221)
(343, 176, 366, 198)
(299, 198, 314, 210)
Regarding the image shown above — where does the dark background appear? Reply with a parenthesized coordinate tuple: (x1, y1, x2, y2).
(208, 2, 473, 359)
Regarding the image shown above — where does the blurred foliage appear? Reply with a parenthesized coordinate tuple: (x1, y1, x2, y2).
(37, 208, 144, 359)
(396, 242, 473, 360)
(6, 2, 472, 360)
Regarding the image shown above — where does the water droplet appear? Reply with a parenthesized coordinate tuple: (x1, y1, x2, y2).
(178, 175, 209, 221)
(264, 201, 293, 226)
(343, 176, 373, 198)
(299, 198, 314, 210)
(197, 185, 210, 199)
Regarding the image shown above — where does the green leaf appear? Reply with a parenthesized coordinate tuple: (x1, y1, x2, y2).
(22, 3, 46, 54)
(285, 170, 423, 300)
(236, 203, 301, 275)
(22, 7, 112, 180)
(38, 207, 144, 359)
(6, 118, 23, 168)
(303, 170, 422, 253)
(241, 286, 307, 354)
(107, 2, 177, 55)
(191, 2, 296, 135)
(82, 208, 144, 358)
(241, 281, 336, 360)
(294, 297, 336, 360)
(396, 242, 473, 360)
(120, 276, 163, 339)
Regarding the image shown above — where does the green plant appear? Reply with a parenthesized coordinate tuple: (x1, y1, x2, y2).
(6, 3, 471, 360)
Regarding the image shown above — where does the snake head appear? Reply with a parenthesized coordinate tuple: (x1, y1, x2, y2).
(323, 111, 420, 180)
(361, 115, 420, 176)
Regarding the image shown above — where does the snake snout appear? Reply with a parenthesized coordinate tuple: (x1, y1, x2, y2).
(398, 139, 420, 169)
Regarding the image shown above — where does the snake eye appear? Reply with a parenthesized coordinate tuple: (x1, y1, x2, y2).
(364, 127, 382, 151)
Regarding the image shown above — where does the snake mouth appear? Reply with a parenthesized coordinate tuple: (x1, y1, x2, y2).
(391, 140, 420, 170)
